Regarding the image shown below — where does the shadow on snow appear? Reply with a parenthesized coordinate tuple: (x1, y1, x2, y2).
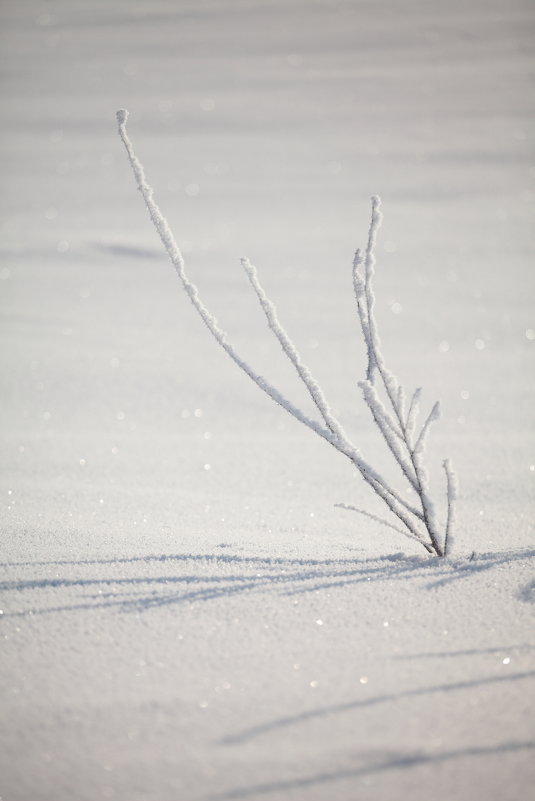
(0, 548, 534, 617)
(218, 669, 535, 746)
(209, 741, 535, 799)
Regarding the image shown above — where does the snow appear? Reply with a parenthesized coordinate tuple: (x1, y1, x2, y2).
(1, 1, 534, 799)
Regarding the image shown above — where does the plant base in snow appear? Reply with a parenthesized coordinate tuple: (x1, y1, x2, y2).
(117, 109, 458, 557)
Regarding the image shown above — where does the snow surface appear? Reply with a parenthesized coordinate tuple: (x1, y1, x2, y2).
(1, 1, 534, 799)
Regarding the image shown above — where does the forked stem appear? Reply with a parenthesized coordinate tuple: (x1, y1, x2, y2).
(117, 109, 458, 556)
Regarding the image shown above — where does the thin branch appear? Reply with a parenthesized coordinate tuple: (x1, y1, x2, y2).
(410, 409, 443, 557)
(405, 387, 422, 443)
(363, 196, 382, 383)
(360, 197, 404, 423)
(358, 379, 404, 442)
(352, 249, 374, 377)
(358, 198, 444, 552)
(241, 257, 349, 447)
(344, 460, 424, 526)
(443, 459, 458, 557)
(335, 503, 431, 549)
(116, 109, 339, 448)
(413, 401, 441, 457)
(411, 460, 442, 555)
(358, 380, 418, 490)
(364, 476, 432, 549)
(396, 385, 406, 421)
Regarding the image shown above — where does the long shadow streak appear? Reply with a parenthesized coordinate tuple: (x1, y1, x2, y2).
(210, 741, 535, 800)
(220, 671, 535, 746)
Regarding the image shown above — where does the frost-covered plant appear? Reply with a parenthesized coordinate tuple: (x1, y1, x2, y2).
(117, 109, 457, 557)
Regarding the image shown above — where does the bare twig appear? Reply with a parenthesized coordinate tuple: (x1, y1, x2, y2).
(335, 503, 434, 552)
(117, 109, 458, 556)
(443, 459, 458, 556)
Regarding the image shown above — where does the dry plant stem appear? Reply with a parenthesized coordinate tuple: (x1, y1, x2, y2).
(406, 388, 422, 439)
(354, 199, 447, 554)
(239, 257, 429, 537)
(443, 459, 458, 556)
(240, 257, 347, 444)
(117, 109, 457, 556)
(335, 503, 434, 551)
(358, 380, 419, 490)
(115, 110, 333, 444)
(116, 110, 413, 515)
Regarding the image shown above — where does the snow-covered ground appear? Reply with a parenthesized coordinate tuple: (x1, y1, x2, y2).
(1, 1, 534, 799)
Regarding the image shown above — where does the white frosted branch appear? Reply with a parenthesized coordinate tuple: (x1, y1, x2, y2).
(413, 401, 441, 457)
(364, 476, 431, 546)
(359, 380, 418, 490)
(363, 196, 382, 383)
(396, 385, 406, 420)
(352, 456, 425, 523)
(410, 404, 443, 556)
(352, 249, 375, 377)
(335, 503, 432, 550)
(335, 443, 422, 520)
(359, 379, 404, 441)
(116, 109, 337, 447)
(356, 198, 442, 534)
(117, 110, 390, 489)
(241, 257, 349, 447)
(117, 110, 458, 557)
(405, 387, 422, 443)
(443, 459, 458, 556)
(412, 460, 441, 554)
(359, 197, 404, 423)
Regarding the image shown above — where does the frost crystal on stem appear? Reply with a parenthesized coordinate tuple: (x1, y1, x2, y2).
(117, 109, 458, 557)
